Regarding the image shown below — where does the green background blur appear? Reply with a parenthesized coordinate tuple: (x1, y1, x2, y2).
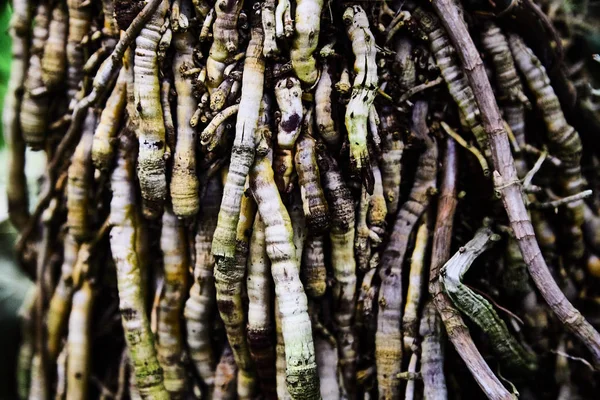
(0, 1, 31, 399)
(0, 0, 12, 145)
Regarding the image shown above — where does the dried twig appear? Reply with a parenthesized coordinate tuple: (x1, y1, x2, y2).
(531, 190, 593, 210)
(397, 76, 443, 105)
(429, 137, 514, 400)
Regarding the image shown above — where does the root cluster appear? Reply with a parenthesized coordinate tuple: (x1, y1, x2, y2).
(5, 0, 600, 399)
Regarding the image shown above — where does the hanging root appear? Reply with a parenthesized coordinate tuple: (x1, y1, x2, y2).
(378, 105, 404, 215)
(315, 332, 341, 400)
(46, 235, 80, 361)
(17, 288, 36, 400)
(376, 101, 437, 399)
(215, 183, 257, 399)
(184, 176, 222, 391)
(92, 67, 127, 171)
(109, 132, 169, 399)
(67, 109, 97, 242)
(274, 301, 291, 400)
(156, 209, 189, 398)
(317, 149, 357, 394)
(213, 344, 238, 400)
(294, 109, 330, 234)
(315, 61, 341, 148)
(66, 280, 94, 399)
(170, 0, 200, 218)
(301, 235, 327, 299)
(344, 5, 378, 190)
(246, 215, 277, 399)
(3, 0, 32, 231)
(414, 8, 490, 160)
(402, 213, 429, 351)
(212, 8, 265, 259)
(250, 140, 320, 399)
(41, 2, 68, 91)
(509, 34, 586, 262)
(134, 0, 170, 219)
(419, 301, 448, 399)
(20, 1, 50, 150)
(66, 0, 92, 100)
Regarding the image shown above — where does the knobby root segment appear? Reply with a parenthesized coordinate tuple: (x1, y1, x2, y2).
(301, 235, 327, 299)
(41, 2, 67, 91)
(355, 187, 372, 273)
(480, 22, 529, 107)
(66, 0, 92, 100)
(262, 0, 278, 57)
(275, 76, 303, 149)
(290, 0, 323, 86)
(275, 0, 293, 41)
(207, 0, 244, 93)
(201, 104, 240, 149)
(273, 146, 295, 194)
